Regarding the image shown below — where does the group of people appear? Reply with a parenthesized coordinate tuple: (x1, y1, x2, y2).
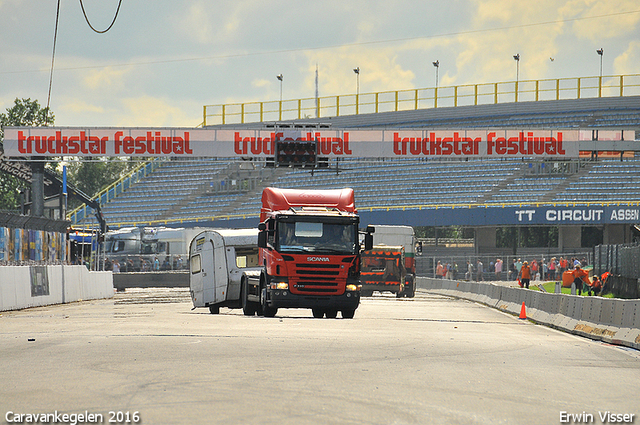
(435, 256, 604, 296)
(103, 255, 184, 273)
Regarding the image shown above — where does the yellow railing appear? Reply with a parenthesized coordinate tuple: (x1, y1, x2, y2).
(104, 199, 640, 229)
(203, 74, 640, 126)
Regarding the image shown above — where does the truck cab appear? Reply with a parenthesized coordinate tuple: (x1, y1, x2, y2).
(246, 187, 372, 319)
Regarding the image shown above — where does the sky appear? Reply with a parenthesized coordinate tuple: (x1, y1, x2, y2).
(1, 0, 639, 127)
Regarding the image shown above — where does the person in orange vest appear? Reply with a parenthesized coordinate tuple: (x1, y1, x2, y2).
(572, 265, 590, 295)
(519, 261, 531, 289)
(589, 275, 602, 296)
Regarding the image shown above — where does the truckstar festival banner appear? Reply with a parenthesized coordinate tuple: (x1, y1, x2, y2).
(2, 127, 628, 159)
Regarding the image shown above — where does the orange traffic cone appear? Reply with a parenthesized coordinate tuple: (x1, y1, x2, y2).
(519, 301, 527, 320)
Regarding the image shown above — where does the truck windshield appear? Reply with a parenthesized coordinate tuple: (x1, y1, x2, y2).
(277, 221, 357, 254)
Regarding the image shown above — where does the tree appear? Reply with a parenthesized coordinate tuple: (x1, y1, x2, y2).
(0, 98, 55, 210)
(66, 158, 133, 209)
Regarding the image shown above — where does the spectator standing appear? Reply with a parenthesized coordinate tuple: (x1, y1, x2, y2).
(476, 260, 484, 281)
(559, 257, 568, 277)
(515, 258, 523, 276)
(112, 259, 120, 273)
(519, 261, 531, 289)
(495, 258, 503, 280)
(466, 260, 474, 281)
(531, 260, 539, 281)
(436, 261, 444, 279)
(509, 259, 517, 280)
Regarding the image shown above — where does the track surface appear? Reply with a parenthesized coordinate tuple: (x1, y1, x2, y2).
(1, 288, 639, 425)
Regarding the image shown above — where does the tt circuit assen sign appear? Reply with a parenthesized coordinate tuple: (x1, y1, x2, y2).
(3, 127, 614, 159)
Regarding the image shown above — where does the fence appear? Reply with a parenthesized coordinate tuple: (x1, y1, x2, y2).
(203, 73, 640, 126)
(594, 243, 640, 298)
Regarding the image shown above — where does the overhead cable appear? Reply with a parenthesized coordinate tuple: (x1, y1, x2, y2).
(79, 0, 123, 34)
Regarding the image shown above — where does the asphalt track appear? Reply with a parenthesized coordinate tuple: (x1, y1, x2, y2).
(1, 288, 639, 425)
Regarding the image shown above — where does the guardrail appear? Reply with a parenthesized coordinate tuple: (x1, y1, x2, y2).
(417, 277, 640, 350)
(203, 74, 640, 126)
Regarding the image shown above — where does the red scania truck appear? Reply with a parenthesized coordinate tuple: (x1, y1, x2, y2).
(243, 187, 373, 319)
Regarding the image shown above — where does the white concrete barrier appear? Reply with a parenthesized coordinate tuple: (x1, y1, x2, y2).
(0, 266, 113, 312)
(417, 277, 640, 350)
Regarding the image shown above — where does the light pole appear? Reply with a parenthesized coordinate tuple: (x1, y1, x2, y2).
(353, 67, 360, 114)
(276, 74, 283, 120)
(432, 60, 439, 88)
(596, 48, 604, 97)
(276, 74, 283, 102)
(432, 60, 439, 108)
(513, 53, 520, 102)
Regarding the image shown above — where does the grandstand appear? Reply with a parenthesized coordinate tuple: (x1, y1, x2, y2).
(70, 95, 640, 246)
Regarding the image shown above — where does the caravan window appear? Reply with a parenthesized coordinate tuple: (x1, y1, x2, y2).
(235, 248, 259, 268)
(190, 254, 201, 274)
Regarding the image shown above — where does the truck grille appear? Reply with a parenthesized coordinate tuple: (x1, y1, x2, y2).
(292, 263, 341, 293)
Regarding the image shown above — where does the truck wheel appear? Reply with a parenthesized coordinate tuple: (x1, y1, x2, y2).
(407, 276, 416, 298)
(261, 288, 278, 318)
(209, 305, 220, 314)
(325, 310, 338, 319)
(241, 279, 257, 316)
(341, 309, 355, 319)
(312, 309, 324, 318)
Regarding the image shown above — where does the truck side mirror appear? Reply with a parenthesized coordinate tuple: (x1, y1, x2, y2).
(258, 231, 267, 248)
(258, 223, 267, 248)
(363, 225, 375, 251)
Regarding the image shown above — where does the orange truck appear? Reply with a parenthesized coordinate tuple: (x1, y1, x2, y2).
(360, 225, 416, 298)
(244, 187, 374, 319)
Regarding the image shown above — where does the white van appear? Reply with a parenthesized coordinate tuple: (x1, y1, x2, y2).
(189, 228, 260, 314)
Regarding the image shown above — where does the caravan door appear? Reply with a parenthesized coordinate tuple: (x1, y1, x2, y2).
(189, 234, 208, 307)
(209, 231, 229, 303)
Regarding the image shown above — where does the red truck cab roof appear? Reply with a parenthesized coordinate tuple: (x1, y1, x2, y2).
(260, 187, 356, 222)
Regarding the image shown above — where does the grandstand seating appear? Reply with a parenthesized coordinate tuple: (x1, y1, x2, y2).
(73, 95, 640, 228)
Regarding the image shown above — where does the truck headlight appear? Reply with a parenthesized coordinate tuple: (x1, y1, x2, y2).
(345, 284, 361, 292)
(271, 282, 289, 290)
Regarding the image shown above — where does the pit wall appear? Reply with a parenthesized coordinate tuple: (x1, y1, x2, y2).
(0, 266, 113, 312)
(417, 277, 640, 350)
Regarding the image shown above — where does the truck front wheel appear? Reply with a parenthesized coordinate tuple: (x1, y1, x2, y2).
(341, 309, 355, 319)
(260, 288, 278, 318)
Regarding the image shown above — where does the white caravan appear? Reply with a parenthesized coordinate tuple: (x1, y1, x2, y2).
(189, 228, 260, 314)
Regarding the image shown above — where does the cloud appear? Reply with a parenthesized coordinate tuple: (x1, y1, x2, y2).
(614, 40, 640, 75)
(560, 0, 640, 41)
(306, 46, 415, 98)
(117, 96, 195, 127)
(176, 0, 245, 45)
(82, 66, 130, 91)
